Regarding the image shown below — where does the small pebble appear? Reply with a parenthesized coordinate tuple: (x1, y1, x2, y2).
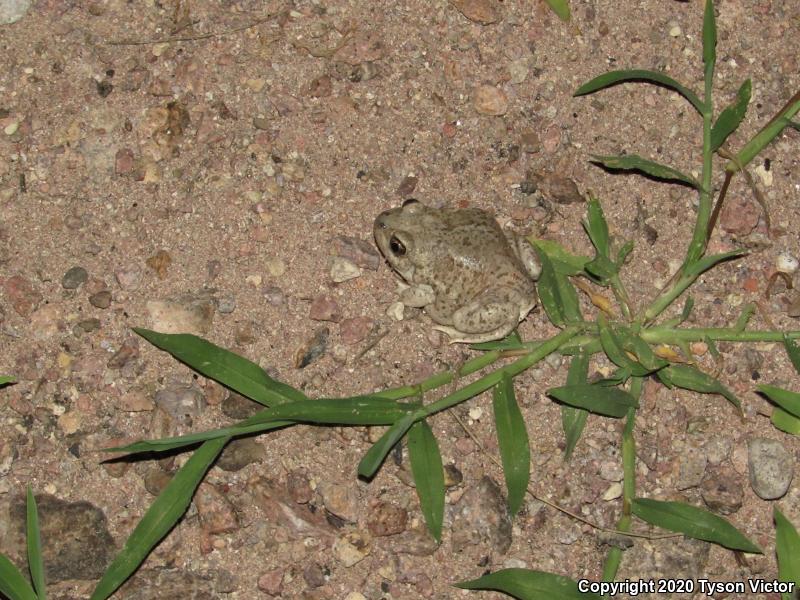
(265, 257, 286, 277)
(257, 569, 284, 595)
(294, 327, 329, 368)
(262, 285, 285, 306)
(333, 531, 372, 567)
(776, 252, 799, 274)
(386, 301, 405, 321)
(154, 384, 207, 422)
(115, 267, 142, 291)
(89, 290, 112, 309)
(748, 437, 794, 499)
(473, 85, 508, 116)
(216, 295, 236, 314)
(450, 0, 502, 24)
(62, 266, 88, 290)
(340, 316, 374, 345)
(217, 438, 265, 471)
(330, 257, 362, 283)
(309, 295, 343, 322)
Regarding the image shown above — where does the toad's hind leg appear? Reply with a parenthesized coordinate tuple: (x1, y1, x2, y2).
(436, 291, 523, 344)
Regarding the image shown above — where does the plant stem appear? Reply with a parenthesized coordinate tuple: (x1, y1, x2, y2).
(601, 378, 641, 584)
(375, 350, 503, 400)
(417, 326, 581, 419)
(642, 327, 800, 344)
(609, 274, 633, 321)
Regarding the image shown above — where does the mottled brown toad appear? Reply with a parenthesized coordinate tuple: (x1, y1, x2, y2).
(374, 199, 540, 343)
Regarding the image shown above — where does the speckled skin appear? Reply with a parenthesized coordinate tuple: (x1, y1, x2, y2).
(374, 200, 541, 343)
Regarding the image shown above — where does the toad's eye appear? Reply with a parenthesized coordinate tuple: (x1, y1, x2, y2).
(389, 235, 406, 256)
(402, 198, 419, 208)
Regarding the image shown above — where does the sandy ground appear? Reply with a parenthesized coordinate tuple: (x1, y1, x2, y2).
(0, 0, 799, 598)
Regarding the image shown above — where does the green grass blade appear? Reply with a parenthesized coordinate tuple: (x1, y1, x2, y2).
(561, 353, 590, 460)
(357, 412, 417, 479)
(455, 568, 601, 599)
(583, 197, 610, 257)
(109, 396, 414, 454)
(615, 240, 633, 267)
(543, 0, 570, 21)
(702, 0, 717, 95)
(134, 328, 306, 406)
(758, 385, 800, 419)
(591, 154, 701, 189)
(0, 555, 37, 600)
(574, 69, 703, 114)
(711, 79, 751, 151)
(90, 437, 228, 600)
(0, 376, 15, 386)
(632, 498, 761, 553)
(774, 507, 800, 599)
(527, 238, 589, 276)
(25, 488, 45, 600)
(492, 373, 530, 517)
(548, 384, 638, 418)
(407, 420, 444, 542)
(532, 243, 581, 327)
(772, 407, 800, 435)
(783, 335, 800, 374)
(725, 95, 800, 173)
(657, 364, 740, 410)
(684, 249, 746, 279)
(597, 317, 655, 377)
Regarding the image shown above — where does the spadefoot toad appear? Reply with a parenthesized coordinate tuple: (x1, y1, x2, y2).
(374, 199, 541, 343)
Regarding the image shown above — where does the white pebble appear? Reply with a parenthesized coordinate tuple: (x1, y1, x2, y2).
(329, 257, 362, 283)
(386, 301, 405, 321)
(775, 252, 798, 274)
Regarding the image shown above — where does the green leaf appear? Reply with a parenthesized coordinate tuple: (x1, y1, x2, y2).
(591, 154, 700, 189)
(657, 364, 740, 410)
(543, 0, 570, 22)
(684, 249, 746, 279)
(711, 79, 751, 151)
(774, 507, 800, 598)
(492, 374, 530, 516)
(357, 412, 417, 479)
(532, 244, 581, 327)
(583, 198, 610, 257)
(0, 554, 37, 600)
(527, 238, 589, 276)
(456, 568, 600, 600)
(783, 335, 800, 374)
(772, 407, 800, 436)
(632, 498, 761, 553)
(584, 255, 618, 281)
(702, 0, 717, 91)
(680, 297, 695, 322)
(561, 353, 590, 460)
(597, 317, 657, 377)
(26, 488, 45, 600)
(109, 396, 415, 455)
(0, 376, 15, 386)
(407, 420, 444, 542)
(134, 328, 307, 407)
(758, 385, 800, 419)
(90, 437, 228, 600)
(548, 384, 638, 418)
(725, 95, 800, 173)
(616, 240, 633, 267)
(574, 69, 703, 115)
